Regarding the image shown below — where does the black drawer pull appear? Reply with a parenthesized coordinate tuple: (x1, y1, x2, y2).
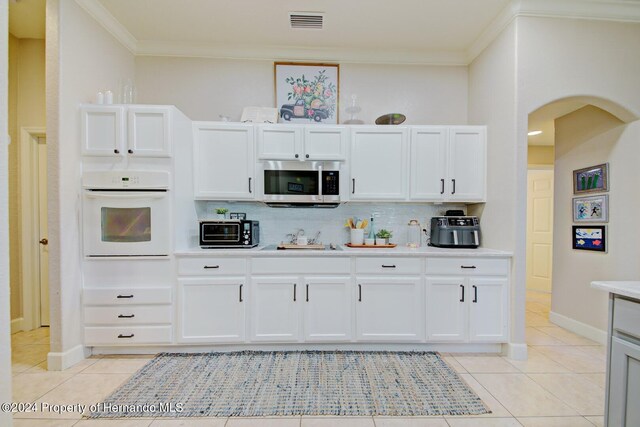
(473, 285, 478, 303)
(118, 314, 135, 319)
(358, 284, 362, 302)
(116, 294, 134, 299)
(460, 284, 465, 302)
(118, 334, 134, 339)
(204, 265, 220, 269)
(239, 284, 243, 302)
(381, 264, 396, 268)
(306, 284, 309, 302)
(293, 283, 297, 302)
(461, 266, 477, 269)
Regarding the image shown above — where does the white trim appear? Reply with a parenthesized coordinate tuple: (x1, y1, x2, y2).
(549, 310, 607, 345)
(47, 345, 91, 371)
(504, 342, 528, 360)
(19, 127, 46, 332)
(74, 0, 137, 54)
(74, 0, 640, 65)
(10, 318, 23, 334)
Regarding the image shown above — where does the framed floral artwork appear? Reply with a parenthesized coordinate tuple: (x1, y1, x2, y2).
(573, 163, 608, 194)
(572, 225, 606, 252)
(274, 62, 339, 124)
(573, 194, 609, 223)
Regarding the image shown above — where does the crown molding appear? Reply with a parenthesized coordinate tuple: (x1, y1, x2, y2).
(74, 0, 137, 54)
(76, 0, 640, 66)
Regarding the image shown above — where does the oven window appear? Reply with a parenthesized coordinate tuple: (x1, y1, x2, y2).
(202, 224, 240, 242)
(101, 207, 151, 242)
(264, 170, 318, 195)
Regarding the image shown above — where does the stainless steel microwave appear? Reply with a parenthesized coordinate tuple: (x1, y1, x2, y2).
(262, 161, 341, 207)
(199, 220, 260, 248)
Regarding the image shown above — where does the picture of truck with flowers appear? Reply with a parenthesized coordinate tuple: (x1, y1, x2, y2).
(275, 64, 339, 124)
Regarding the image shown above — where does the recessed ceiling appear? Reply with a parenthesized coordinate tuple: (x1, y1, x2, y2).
(9, 0, 46, 39)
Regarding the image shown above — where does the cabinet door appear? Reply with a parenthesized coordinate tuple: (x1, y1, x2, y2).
(350, 127, 408, 200)
(251, 277, 300, 342)
(193, 123, 256, 200)
(608, 336, 640, 427)
(425, 277, 467, 342)
(303, 126, 347, 160)
(468, 277, 508, 342)
(410, 127, 448, 201)
(81, 105, 125, 156)
(127, 106, 171, 157)
(257, 125, 303, 160)
(355, 277, 423, 342)
(177, 278, 245, 343)
(447, 126, 486, 201)
(303, 276, 352, 342)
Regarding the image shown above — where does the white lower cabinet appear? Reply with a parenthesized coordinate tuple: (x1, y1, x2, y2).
(177, 278, 245, 343)
(425, 277, 467, 342)
(303, 277, 352, 342)
(355, 277, 423, 342)
(468, 277, 509, 342)
(251, 276, 300, 342)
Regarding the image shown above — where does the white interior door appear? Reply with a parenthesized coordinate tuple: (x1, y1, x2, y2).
(526, 169, 554, 293)
(38, 137, 49, 326)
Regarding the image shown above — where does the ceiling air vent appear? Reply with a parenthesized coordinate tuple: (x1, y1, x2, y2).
(289, 12, 324, 30)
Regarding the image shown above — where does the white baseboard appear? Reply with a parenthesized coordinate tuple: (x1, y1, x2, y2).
(47, 345, 91, 371)
(549, 311, 607, 345)
(10, 318, 23, 334)
(504, 342, 528, 360)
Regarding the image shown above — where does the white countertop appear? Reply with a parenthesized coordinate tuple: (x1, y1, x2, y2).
(591, 281, 640, 300)
(175, 245, 512, 258)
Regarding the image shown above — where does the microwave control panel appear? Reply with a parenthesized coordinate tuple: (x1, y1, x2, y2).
(322, 171, 339, 196)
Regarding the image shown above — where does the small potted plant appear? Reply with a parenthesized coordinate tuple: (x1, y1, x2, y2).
(215, 208, 228, 219)
(376, 229, 392, 245)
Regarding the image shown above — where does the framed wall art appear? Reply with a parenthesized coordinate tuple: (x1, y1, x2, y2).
(573, 163, 608, 194)
(572, 225, 606, 252)
(573, 194, 609, 223)
(274, 62, 339, 124)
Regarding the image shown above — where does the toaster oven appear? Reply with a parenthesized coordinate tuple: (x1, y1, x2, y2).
(199, 220, 260, 248)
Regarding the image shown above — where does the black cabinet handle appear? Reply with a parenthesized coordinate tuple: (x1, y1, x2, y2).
(440, 178, 445, 194)
(352, 178, 356, 194)
(452, 179, 456, 194)
(117, 334, 134, 339)
(295, 154, 299, 159)
(128, 149, 134, 154)
(204, 265, 220, 269)
(117, 314, 135, 319)
(239, 284, 243, 302)
(305, 154, 310, 159)
(293, 283, 297, 302)
(473, 285, 478, 303)
(358, 284, 362, 302)
(114, 149, 120, 154)
(248, 177, 252, 193)
(306, 284, 309, 302)
(116, 294, 134, 299)
(461, 265, 477, 269)
(381, 264, 396, 269)
(460, 284, 465, 302)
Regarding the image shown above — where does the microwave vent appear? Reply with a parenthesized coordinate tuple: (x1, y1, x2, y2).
(289, 12, 324, 30)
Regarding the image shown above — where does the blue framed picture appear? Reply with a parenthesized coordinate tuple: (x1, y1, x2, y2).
(572, 225, 606, 252)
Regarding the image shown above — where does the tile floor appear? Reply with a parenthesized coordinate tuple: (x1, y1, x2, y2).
(10, 291, 606, 426)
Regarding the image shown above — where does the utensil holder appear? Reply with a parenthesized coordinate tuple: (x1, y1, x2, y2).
(350, 229, 364, 245)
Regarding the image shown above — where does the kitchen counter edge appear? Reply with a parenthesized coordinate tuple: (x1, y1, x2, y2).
(591, 281, 640, 300)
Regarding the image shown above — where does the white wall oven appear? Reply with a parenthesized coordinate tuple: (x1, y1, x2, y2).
(82, 171, 171, 257)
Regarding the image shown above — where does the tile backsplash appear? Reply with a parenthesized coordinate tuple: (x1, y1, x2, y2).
(196, 202, 466, 246)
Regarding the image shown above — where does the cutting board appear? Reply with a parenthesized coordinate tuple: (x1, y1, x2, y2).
(345, 243, 397, 248)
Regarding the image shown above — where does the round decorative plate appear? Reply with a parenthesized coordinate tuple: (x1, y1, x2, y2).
(375, 113, 406, 125)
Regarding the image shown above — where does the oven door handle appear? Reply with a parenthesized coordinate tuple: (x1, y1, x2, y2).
(85, 191, 167, 199)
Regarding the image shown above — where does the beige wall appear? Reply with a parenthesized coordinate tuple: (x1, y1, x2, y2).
(134, 57, 469, 124)
(8, 35, 45, 323)
(552, 106, 638, 332)
(528, 146, 554, 166)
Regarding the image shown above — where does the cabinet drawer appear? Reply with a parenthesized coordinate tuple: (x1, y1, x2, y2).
(84, 305, 172, 325)
(178, 258, 247, 276)
(84, 326, 172, 345)
(356, 257, 421, 275)
(425, 257, 509, 276)
(252, 257, 350, 274)
(613, 297, 640, 340)
(83, 288, 171, 305)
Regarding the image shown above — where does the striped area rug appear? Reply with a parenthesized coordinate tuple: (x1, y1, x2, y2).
(89, 351, 490, 418)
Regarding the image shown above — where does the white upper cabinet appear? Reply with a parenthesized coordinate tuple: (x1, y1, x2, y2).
(409, 126, 486, 202)
(81, 105, 171, 157)
(193, 122, 256, 200)
(257, 124, 346, 161)
(349, 127, 409, 200)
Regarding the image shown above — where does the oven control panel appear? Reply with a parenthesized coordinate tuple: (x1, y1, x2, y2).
(82, 171, 170, 190)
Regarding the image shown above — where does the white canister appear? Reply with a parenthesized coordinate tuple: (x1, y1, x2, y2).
(364, 238, 375, 246)
(350, 229, 364, 245)
(95, 91, 104, 104)
(104, 90, 113, 104)
(407, 219, 421, 248)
